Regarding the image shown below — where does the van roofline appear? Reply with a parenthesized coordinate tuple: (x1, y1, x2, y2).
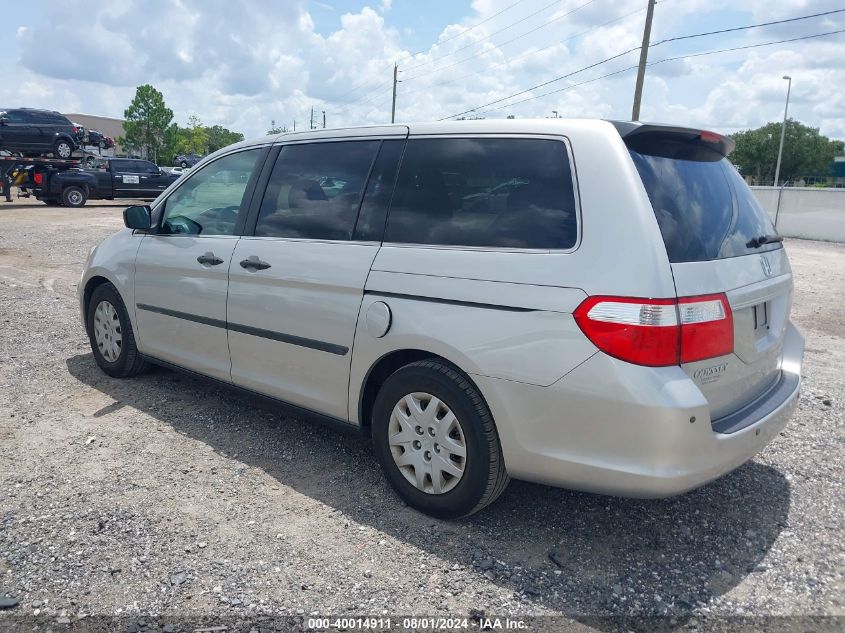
(228, 118, 734, 157)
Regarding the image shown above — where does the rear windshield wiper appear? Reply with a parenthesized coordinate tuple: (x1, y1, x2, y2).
(746, 234, 784, 248)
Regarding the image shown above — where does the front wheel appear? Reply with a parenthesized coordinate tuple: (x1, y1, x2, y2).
(371, 360, 509, 518)
(86, 282, 148, 377)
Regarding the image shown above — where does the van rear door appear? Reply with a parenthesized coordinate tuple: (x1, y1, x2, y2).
(622, 124, 791, 421)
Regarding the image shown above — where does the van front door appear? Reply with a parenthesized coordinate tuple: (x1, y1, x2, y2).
(133, 147, 266, 380)
(226, 136, 405, 419)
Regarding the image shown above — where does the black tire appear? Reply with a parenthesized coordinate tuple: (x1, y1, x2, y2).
(62, 186, 87, 207)
(371, 360, 509, 519)
(53, 138, 73, 159)
(86, 282, 148, 378)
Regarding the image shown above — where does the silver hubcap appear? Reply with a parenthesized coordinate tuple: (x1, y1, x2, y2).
(93, 300, 122, 362)
(69, 190, 82, 204)
(57, 143, 71, 158)
(389, 392, 466, 494)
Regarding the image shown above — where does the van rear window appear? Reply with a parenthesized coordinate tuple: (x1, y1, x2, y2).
(385, 138, 577, 250)
(630, 151, 782, 263)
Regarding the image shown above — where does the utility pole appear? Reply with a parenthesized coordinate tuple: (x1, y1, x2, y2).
(631, 0, 656, 121)
(293, 120, 296, 131)
(773, 76, 792, 188)
(310, 107, 314, 130)
(391, 63, 398, 124)
(323, 110, 326, 128)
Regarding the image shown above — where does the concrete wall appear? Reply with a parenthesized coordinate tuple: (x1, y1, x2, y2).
(751, 186, 845, 243)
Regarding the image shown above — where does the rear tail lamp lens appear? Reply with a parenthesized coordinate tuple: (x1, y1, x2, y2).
(33, 172, 43, 185)
(574, 294, 733, 367)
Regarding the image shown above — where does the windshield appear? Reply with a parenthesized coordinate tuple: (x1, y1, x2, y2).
(630, 151, 781, 263)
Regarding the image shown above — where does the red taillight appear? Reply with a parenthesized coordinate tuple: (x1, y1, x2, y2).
(574, 294, 733, 367)
(699, 130, 722, 144)
(33, 172, 43, 185)
(678, 293, 733, 363)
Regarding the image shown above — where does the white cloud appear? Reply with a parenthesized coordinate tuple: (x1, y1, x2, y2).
(0, 0, 842, 141)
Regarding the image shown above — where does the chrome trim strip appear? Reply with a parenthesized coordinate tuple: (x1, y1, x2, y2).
(135, 303, 348, 356)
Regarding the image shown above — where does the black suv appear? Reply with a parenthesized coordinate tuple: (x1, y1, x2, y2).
(0, 108, 79, 159)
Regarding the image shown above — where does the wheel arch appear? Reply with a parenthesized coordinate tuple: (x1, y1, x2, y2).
(81, 269, 133, 329)
(82, 275, 114, 324)
(356, 348, 490, 432)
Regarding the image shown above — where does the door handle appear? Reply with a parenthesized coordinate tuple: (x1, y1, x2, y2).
(196, 252, 224, 266)
(240, 256, 271, 270)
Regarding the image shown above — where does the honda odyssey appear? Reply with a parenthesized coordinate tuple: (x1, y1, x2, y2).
(79, 119, 804, 518)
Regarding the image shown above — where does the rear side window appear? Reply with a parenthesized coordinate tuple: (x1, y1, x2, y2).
(255, 140, 380, 240)
(385, 138, 577, 249)
(630, 151, 780, 262)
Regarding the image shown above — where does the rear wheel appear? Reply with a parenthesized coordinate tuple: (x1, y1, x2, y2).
(86, 282, 148, 377)
(371, 360, 509, 518)
(62, 186, 87, 207)
(53, 138, 73, 159)
(180, 160, 188, 168)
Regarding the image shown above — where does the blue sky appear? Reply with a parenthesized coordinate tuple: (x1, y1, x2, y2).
(2, 0, 844, 139)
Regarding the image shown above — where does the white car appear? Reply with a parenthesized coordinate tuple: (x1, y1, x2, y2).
(80, 119, 804, 518)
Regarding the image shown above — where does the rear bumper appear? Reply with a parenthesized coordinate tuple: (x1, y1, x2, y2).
(475, 321, 804, 497)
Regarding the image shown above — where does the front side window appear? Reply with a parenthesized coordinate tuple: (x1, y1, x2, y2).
(255, 140, 380, 240)
(159, 148, 261, 236)
(385, 138, 578, 249)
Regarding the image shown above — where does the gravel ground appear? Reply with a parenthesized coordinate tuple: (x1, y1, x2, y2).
(0, 199, 843, 630)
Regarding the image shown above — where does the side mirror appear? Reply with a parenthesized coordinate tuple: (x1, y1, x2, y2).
(123, 205, 152, 230)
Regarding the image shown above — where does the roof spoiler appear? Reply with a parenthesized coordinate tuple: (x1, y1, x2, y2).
(609, 121, 735, 161)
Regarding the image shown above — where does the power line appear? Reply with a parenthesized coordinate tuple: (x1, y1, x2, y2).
(441, 45, 641, 120)
(338, 0, 603, 113)
(652, 8, 845, 46)
(466, 27, 845, 118)
(406, 0, 530, 57)
(403, 0, 601, 82)
(442, 9, 845, 120)
(331, 0, 532, 109)
(399, 7, 645, 99)
(403, 0, 568, 74)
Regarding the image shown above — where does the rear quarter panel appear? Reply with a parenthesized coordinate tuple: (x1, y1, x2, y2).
(348, 121, 677, 424)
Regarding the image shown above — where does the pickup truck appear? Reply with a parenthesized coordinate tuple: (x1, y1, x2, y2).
(22, 157, 180, 207)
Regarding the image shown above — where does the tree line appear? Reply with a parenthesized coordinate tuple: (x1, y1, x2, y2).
(118, 84, 244, 164)
(729, 120, 844, 185)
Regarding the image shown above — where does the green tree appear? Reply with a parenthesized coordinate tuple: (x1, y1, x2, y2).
(119, 84, 174, 162)
(730, 119, 845, 185)
(185, 115, 210, 154)
(206, 125, 244, 152)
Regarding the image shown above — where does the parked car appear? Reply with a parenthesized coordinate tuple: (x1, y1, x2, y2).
(80, 120, 804, 518)
(174, 152, 203, 168)
(0, 108, 79, 158)
(22, 157, 178, 207)
(84, 129, 105, 149)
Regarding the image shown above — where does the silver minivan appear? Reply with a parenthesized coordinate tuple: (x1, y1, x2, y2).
(80, 119, 804, 518)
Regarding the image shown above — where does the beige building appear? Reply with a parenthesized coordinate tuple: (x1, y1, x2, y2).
(63, 113, 127, 153)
